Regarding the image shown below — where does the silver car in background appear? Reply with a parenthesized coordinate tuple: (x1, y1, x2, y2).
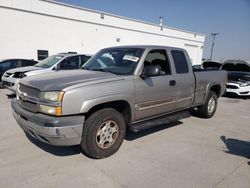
(1, 53, 91, 93)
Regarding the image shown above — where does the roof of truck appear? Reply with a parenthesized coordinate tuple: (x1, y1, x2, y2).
(104, 45, 185, 50)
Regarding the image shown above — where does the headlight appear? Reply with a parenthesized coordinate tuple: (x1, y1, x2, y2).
(39, 105, 62, 116)
(19, 73, 27, 78)
(40, 91, 64, 102)
(13, 72, 26, 78)
(239, 82, 250, 87)
(39, 91, 64, 116)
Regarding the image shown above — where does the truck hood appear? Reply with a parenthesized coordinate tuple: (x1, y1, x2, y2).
(20, 70, 121, 91)
(6, 66, 43, 74)
(221, 62, 250, 72)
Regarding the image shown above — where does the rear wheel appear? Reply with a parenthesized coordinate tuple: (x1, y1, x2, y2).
(197, 91, 218, 118)
(81, 108, 126, 159)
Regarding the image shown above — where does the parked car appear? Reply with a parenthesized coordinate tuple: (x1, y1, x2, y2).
(2, 53, 91, 93)
(11, 45, 227, 159)
(221, 60, 250, 96)
(0, 59, 37, 83)
(202, 61, 222, 70)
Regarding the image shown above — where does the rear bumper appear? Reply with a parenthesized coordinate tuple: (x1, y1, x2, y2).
(11, 99, 85, 146)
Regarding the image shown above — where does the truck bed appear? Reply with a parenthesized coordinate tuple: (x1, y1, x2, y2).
(193, 69, 227, 106)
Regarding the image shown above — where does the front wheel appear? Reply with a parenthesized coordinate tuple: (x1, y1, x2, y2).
(197, 91, 218, 118)
(81, 108, 126, 159)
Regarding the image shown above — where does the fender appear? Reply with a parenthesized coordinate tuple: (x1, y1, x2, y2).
(80, 93, 135, 121)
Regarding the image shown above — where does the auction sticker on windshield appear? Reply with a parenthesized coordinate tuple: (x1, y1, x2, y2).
(123, 55, 139, 62)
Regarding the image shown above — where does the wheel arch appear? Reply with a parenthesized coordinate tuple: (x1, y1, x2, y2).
(209, 84, 221, 98)
(81, 96, 133, 125)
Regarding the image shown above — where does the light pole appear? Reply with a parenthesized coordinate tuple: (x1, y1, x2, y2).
(210, 33, 219, 60)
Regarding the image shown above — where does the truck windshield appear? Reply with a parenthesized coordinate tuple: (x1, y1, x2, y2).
(35, 55, 63, 68)
(82, 48, 144, 75)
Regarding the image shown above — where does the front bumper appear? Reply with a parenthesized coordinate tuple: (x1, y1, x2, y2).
(11, 99, 85, 146)
(226, 83, 250, 96)
(1, 76, 20, 93)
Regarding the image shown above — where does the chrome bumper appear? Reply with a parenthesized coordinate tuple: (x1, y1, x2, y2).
(11, 99, 84, 146)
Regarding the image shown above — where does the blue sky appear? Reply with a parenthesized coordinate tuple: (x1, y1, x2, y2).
(58, 0, 250, 61)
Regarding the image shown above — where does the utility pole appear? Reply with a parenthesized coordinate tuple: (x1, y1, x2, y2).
(210, 33, 219, 60)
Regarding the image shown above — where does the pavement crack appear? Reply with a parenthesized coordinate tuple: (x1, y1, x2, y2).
(211, 159, 248, 188)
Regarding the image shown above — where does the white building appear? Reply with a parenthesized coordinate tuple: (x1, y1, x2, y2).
(0, 0, 205, 65)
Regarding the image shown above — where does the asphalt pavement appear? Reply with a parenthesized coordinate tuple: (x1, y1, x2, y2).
(0, 89, 249, 188)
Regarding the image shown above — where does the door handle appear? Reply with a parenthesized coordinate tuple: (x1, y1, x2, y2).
(169, 80, 176, 86)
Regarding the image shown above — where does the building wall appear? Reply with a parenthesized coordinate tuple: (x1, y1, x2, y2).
(0, 0, 205, 64)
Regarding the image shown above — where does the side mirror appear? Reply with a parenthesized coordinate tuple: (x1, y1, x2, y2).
(54, 64, 60, 71)
(141, 65, 160, 78)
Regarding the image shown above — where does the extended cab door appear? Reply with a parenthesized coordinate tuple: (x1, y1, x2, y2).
(134, 49, 177, 121)
(169, 49, 195, 109)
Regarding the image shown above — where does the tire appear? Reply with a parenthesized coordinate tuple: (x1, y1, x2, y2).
(81, 108, 126, 159)
(197, 91, 218, 118)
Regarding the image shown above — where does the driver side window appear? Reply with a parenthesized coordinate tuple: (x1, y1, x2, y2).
(60, 56, 80, 70)
(144, 49, 171, 75)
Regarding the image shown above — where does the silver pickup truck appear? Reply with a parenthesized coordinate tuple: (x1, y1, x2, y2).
(11, 45, 227, 158)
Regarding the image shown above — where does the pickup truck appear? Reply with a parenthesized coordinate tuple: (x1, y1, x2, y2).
(11, 45, 227, 159)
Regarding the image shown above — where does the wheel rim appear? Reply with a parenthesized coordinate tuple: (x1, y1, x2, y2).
(96, 120, 119, 149)
(208, 97, 216, 114)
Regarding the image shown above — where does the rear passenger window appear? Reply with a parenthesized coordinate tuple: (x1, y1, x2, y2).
(0, 60, 17, 69)
(171, 50, 189, 74)
(21, 60, 36, 67)
(144, 49, 171, 75)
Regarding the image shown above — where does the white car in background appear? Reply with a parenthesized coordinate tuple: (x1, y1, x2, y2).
(222, 60, 250, 96)
(1, 53, 91, 93)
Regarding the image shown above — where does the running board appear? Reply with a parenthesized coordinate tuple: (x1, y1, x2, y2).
(130, 111, 191, 132)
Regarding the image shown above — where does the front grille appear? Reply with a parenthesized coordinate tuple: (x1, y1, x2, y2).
(2, 81, 14, 86)
(18, 84, 40, 113)
(19, 84, 40, 98)
(226, 85, 239, 89)
(240, 91, 249, 95)
(19, 99, 39, 112)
